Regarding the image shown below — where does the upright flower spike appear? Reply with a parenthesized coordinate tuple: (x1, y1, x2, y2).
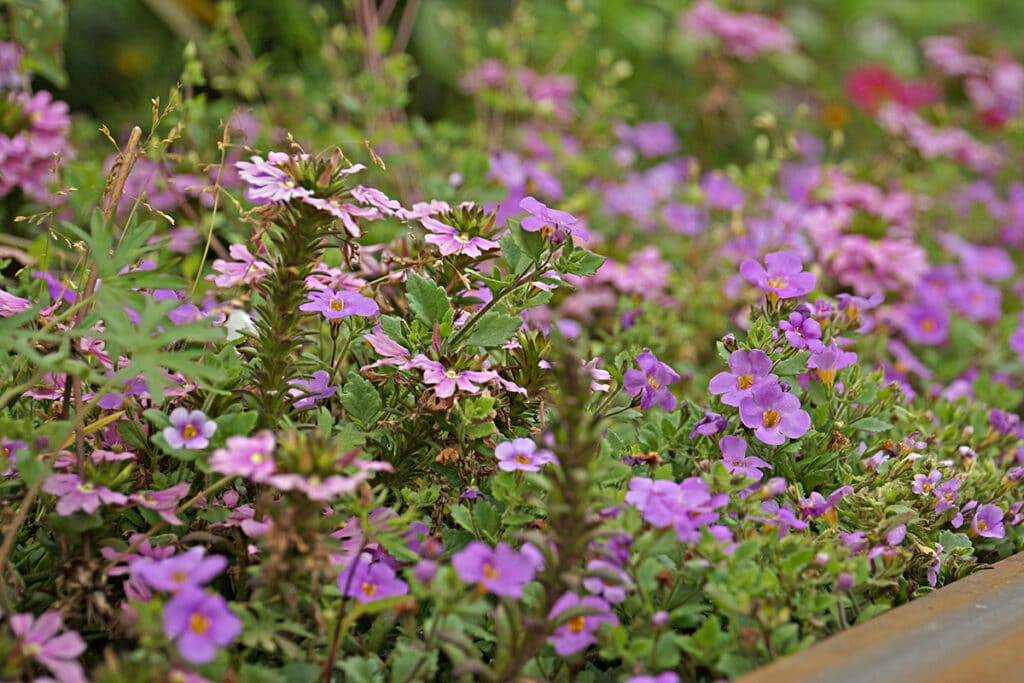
(623, 350, 680, 411)
(708, 349, 777, 406)
(740, 251, 816, 303)
(163, 586, 242, 664)
(738, 381, 811, 445)
(163, 408, 217, 450)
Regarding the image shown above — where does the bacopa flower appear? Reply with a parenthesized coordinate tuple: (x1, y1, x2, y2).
(719, 435, 770, 482)
(740, 251, 816, 302)
(900, 301, 950, 345)
(547, 593, 618, 656)
(807, 341, 857, 387)
(287, 370, 338, 409)
(625, 674, 680, 683)
(132, 547, 228, 593)
(519, 195, 581, 240)
(163, 408, 216, 450)
(451, 541, 536, 598)
(624, 477, 729, 544)
(300, 287, 379, 321)
(209, 431, 277, 481)
(623, 350, 680, 411)
(337, 555, 409, 603)
(972, 504, 1006, 538)
(9, 610, 87, 683)
(130, 482, 191, 525)
(0, 287, 31, 317)
(779, 311, 822, 350)
(709, 349, 776, 406)
(912, 469, 942, 496)
(163, 586, 241, 664)
(495, 438, 558, 472)
(738, 381, 811, 446)
(689, 410, 727, 438)
(42, 473, 127, 516)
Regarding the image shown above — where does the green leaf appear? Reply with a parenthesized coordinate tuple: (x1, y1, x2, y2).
(562, 248, 606, 277)
(215, 411, 259, 438)
(340, 372, 382, 427)
(463, 311, 523, 348)
(938, 530, 972, 550)
(500, 231, 528, 274)
(406, 272, 451, 325)
(773, 351, 810, 376)
(449, 505, 475, 534)
(849, 416, 893, 433)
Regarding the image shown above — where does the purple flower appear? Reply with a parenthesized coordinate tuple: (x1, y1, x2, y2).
(972, 504, 1005, 538)
(740, 251, 816, 301)
(163, 586, 241, 664)
(547, 593, 618, 656)
(451, 541, 536, 598)
(624, 477, 728, 544)
(0, 287, 31, 317)
(300, 287, 379, 321)
(912, 469, 941, 496)
(900, 301, 950, 345)
(719, 436, 771, 481)
(779, 312, 822, 350)
(752, 500, 808, 538)
(689, 411, 727, 438)
(42, 474, 127, 516)
(9, 611, 87, 683)
(934, 478, 961, 514)
(287, 370, 338, 409)
(209, 431, 277, 481)
(410, 355, 499, 399)
(362, 324, 411, 369)
(130, 482, 191, 525)
(207, 244, 273, 289)
(738, 381, 811, 445)
(235, 152, 312, 204)
(338, 555, 409, 603)
(807, 341, 857, 387)
(927, 543, 944, 587)
(701, 171, 745, 210)
(422, 216, 500, 257)
(519, 196, 581, 240)
(132, 547, 228, 593)
(495, 438, 558, 472)
(163, 408, 216, 450)
(623, 350, 681, 411)
(581, 559, 633, 603)
(268, 460, 391, 501)
(625, 674, 680, 683)
(708, 349, 776, 407)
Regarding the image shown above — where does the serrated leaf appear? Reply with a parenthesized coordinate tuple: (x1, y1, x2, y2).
(849, 416, 893, 433)
(340, 372, 382, 427)
(462, 311, 523, 348)
(773, 351, 810, 376)
(406, 272, 451, 325)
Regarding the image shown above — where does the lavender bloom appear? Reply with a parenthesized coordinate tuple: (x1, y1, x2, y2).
(719, 436, 771, 482)
(934, 478, 961, 514)
(130, 482, 191, 525)
(972, 504, 1006, 538)
(927, 543, 944, 587)
(740, 251, 816, 301)
(701, 171, 745, 210)
(807, 341, 857, 387)
(912, 470, 941, 496)
(287, 370, 338, 409)
(42, 474, 127, 516)
(132, 547, 228, 593)
(300, 287, 379, 321)
(235, 152, 312, 204)
(625, 674, 680, 683)
(623, 350, 681, 411)
(547, 593, 618, 656)
(268, 459, 391, 502)
(337, 555, 409, 603)
(422, 216, 500, 257)
(708, 349, 776, 406)
(163, 586, 241, 664)
(519, 195, 581, 240)
(410, 355, 499, 399)
(209, 431, 277, 481)
(624, 476, 728, 544)
(207, 244, 272, 289)
(495, 438, 558, 472)
(9, 611, 87, 683)
(738, 381, 811, 445)
(990, 409, 1020, 435)
(451, 541, 536, 598)
(779, 312, 822, 350)
(0, 287, 32, 317)
(900, 301, 950, 345)
(682, 0, 795, 61)
(163, 408, 216, 450)
(582, 559, 633, 603)
(362, 324, 412, 369)
(752, 500, 808, 538)
(690, 411, 727, 438)
(836, 293, 884, 332)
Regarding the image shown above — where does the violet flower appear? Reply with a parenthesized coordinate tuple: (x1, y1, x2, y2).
(130, 482, 191, 525)
(708, 349, 776, 407)
(623, 350, 681, 411)
(410, 355, 498, 399)
(719, 435, 771, 482)
(299, 287, 379, 321)
(738, 381, 811, 445)
(422, 216, 500, 257)
(235, 152, 312, 204)
(625, 674, 680, 683)
(163, 586, 241, 664)
(519, 195, 581, 240)
(779, 311, 822, 350)
(807, 341, 857, 387)
(0, 287, 31, 317)
(689, 411, 727, 438)
(132, 546, 228, 593)
(739, 251, 816, 302)
(900, 301, 950, 345)
(547, 593, 618, 656)
(9, 611, 87, 683)
(337, 555, 409, 603)
(209, 431, 277, 481)
(287, 370, 338, 410)
(42, 473, 127, 516)
(451, 541, 536, 598)
(972, 504, 1005, 538)
(163, 408, 216, 450)
(495, 438, 558, 472)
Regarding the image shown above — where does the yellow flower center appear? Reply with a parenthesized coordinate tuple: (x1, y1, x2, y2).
(483, 562, 498, 581)
(455, 234, 470, 243)
(252, 454, 265, 463)
(766, 276, 788, 290)
(172, 571, 188, 584)
(977, 519, 988, 532)
(567, 616, 586, 634)
(920, 318, 936, 332)
(762, 410, 781, 429)
(182, 424, 198, 440)
(76, 483, 95, 493)
(189, 613, 210, 635)
(23, 643, 41, 656)
(515, 455, 532, 465)
(647, 376, 662, 390)
(817, 369, 837, 387)
(737, 374, 754, 389)
(921, 482, 932, 494)
(540, 224, 555, 240)
(362, 581, 378, 597)
(330, 299, 345, 311)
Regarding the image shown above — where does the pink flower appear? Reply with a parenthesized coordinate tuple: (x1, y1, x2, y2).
(130, 482, 191, 525)
(409, 355, 498, 398)
(0, 287, 31, 316)
(207, 244, 272, 288)
(209, 432, 277, 481)
(42, 474, 127, 516)
(9, 611, 87, 683)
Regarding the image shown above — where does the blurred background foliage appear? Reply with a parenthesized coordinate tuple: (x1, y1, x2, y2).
(18, 0, 1024, 166)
